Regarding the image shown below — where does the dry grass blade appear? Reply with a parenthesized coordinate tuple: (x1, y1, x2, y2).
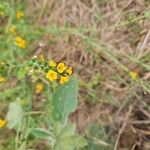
(114, 102, 136, 150)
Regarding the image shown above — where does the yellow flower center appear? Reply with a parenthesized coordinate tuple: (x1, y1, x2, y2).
(57, 63, 66, 73)
(46, 70, 57, 81)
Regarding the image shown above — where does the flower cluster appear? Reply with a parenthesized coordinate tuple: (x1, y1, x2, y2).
(30, 55, 73, 84)
(8, 10, 26, 49)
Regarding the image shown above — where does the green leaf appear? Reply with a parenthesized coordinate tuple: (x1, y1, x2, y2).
(145, 11, 150, 20)
(53, 122, 75, 138)
(56, 134, 87, 150)
(18, 68, 26, 79)
(6, 101, 23, 129)
(51, 75, 78, 123)
(19, 142, 26, 150)
(52, 122, 87, 150)
(59, 124, 75, 139)
(53, 122, 62, 137)
(31, 128, 51, 139)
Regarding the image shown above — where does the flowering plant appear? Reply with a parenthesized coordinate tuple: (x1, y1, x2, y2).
(0, 2, 86, 150)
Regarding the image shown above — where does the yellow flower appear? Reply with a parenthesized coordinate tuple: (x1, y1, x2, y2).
(46, 70, 57, 81)
(35, 83, 43, 94)
(130, 71, 138, 80)
(0, 77, 5, 82)
(66, 67, 73, 75)
(60, 76, 69, 84)
(15, 36, 26, 49)
(9, 26, 16, 34)
(0, 119, 6, 128)
(57, 63, 66, 73)
(16, 11, 24, 19)
(49, 60, 56, 67)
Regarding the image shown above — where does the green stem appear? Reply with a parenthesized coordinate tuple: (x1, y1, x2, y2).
(24, 111, 45, 116)
(15, 123, 21, 150)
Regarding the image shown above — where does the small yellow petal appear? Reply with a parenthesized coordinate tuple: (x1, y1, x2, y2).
(57, 63, 66, 73)
(15, 36, 26, 49)
(60, 76, 69, 84)
(16, 11, 24, 19)
(66, 67, 73, 75)
(130, 71, 138, 80)
(49, 60, 56, 67)
(0, 119, 7, 128)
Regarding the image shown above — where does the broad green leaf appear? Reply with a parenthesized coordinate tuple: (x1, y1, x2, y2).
(52, 122, 87, 150)
(6, 101, 23, 129)
(54, 135, 87, 150)
(53, 122, 75, 138)
(73, 135, 87, 148)
(51, 75, 78, 123)
(58, 124, 75, 139)
(31, 128, 51, 139)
